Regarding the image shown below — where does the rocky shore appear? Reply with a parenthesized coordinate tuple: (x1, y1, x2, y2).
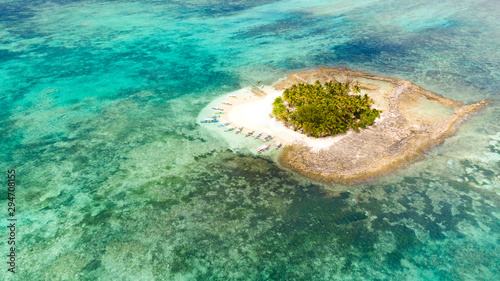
(277, 67, 491, 184)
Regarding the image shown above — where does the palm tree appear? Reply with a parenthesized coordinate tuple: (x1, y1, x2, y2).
(273, 80, 379, 137)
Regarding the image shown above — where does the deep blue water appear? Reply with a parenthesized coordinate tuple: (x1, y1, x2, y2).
(1, 0, 499, 280)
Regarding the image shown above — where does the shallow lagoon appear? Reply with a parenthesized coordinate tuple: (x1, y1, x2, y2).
(0, 0, 499, 280)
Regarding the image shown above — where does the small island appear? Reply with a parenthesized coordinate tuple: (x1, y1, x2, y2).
(198, 67, 491, 184)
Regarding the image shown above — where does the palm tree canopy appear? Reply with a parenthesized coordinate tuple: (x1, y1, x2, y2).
(271, 80, 380, 138)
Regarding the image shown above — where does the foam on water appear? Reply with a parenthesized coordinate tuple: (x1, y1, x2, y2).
(0, 0, 499, 280)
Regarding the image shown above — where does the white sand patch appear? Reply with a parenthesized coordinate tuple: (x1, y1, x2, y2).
(199, 85, 352, 152)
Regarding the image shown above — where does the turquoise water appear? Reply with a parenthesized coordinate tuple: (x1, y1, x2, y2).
(1, 0, 499, 279)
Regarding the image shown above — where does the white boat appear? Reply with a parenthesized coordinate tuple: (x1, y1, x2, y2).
(254, 132, 263, 139)
(257, 144, 271, 153)
(262, 135, 274, 142)
(275, 142, 282, 150)
(218, 121, 231, 127)
(200, 118, 218, 123)
(212, 107, 224, 111)
(222, 102, 232, 106)
(235, 127, 243, 134)
(228, 95, 238, 99)
(245, 130, 255, 137)
(210, 114, 220, 119)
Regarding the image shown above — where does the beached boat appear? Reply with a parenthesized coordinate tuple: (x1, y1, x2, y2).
(228, 95, 238, 99)
(262, 135, 274, 142)
(245, 130, 255, 137)
(212, 107, 224, 111)
(275, 142, 282, 150)
(235, 127, 243, 134)
(257, 144, 271, 153)
(222, 102, 232, 106)
(218, 121, 231, 127)
(210, 114, 220, 119)
(200, 118, 218, 123)
(224, 126, 235, 132)
(213, 111, 225, 114)
(254, 132, 263, 139)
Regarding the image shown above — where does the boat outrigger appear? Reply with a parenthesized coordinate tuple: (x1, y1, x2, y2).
(257, 144, 271, 153)
(218, 121, 231, 127)
(212, 107, 224, 111)
(225, 126, 235, 132)
(235, 127, 243, 134)
(245, 130, 255, 137)
(200, 118, 218, 123)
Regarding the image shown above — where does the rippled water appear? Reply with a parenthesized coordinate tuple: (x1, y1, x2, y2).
(1, 0, 499, 280)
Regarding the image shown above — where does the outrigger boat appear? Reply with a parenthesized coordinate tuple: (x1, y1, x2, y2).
(245, 130, 255, 137)
(275, 142, 282, 150)
(221, 102, 232, 106)
(210, 114, 220, 119)
(212, 107, 224, 111)
(262, 135, 274, 142)
(254, 132, 263, 139)
(225, 126, 235, 132)
(228, 95, 238, 99)
(214, 111, 225, 114)
(235, 127, 243, 134)
(218, 121, 231, 127)
(200, 118, 218, 123)
(257, 144, 271, 153)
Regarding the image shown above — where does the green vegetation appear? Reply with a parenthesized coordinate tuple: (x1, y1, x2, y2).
(272, 80, 380, 138)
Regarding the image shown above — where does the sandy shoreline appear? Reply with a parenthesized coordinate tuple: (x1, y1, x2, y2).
(199, 67, 492, 183)
(218, 86, 352, 151)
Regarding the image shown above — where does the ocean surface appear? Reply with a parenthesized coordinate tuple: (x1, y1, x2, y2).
(1, 0, 499, 280)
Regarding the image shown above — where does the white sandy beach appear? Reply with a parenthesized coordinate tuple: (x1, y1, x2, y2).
(214, 86, 352, 152)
